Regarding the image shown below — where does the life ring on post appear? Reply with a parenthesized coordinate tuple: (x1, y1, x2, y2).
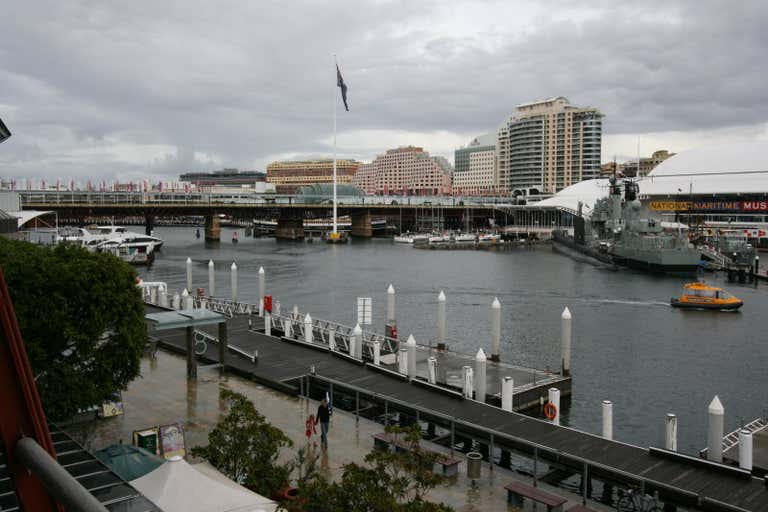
(543, 402, 557, 421)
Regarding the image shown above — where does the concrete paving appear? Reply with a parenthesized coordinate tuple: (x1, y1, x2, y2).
(65, 350, 613, 512)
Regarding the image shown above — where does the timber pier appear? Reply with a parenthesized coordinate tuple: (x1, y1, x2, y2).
(143, 295, 768, 511)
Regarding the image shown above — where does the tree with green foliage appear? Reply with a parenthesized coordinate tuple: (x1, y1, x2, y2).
(0, 238, 147, 420)
(192, 389, 293, 497)
(293, 425, 453, 512)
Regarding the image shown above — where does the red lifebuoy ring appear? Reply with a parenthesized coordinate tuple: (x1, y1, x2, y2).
(544, 402, 558, 420)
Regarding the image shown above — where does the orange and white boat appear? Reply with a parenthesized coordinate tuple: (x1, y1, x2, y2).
(671, 282, 743, 311)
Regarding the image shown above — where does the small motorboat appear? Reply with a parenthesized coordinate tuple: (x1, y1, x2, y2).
(671, 282, 743, 311)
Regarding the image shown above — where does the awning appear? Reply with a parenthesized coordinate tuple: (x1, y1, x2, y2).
(131, 457, 277, 512)
(145, 310, 226, 331)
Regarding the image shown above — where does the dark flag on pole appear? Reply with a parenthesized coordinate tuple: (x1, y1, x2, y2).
(336, 64, 349, 111)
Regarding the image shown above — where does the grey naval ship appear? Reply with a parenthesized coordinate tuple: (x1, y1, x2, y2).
(553, 176, 702, 273)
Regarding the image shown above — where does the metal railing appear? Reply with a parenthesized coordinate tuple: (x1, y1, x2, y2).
(271, 311, 399, 361)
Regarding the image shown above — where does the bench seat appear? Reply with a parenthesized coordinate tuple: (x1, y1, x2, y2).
(504, 480, 567, 512)
(373, 433, 461, 476)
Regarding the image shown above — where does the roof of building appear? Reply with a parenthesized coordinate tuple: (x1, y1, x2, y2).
(516, 96, 569, 108)
(642, 140, 768, 196)
(535, 140, 768, 212)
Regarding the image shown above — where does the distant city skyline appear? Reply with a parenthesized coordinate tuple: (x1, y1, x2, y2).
(1, 1, 767, 181)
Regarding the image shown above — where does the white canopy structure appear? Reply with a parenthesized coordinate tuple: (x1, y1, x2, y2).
(535, 140, 768, 214)
(131, 457, 277, 512)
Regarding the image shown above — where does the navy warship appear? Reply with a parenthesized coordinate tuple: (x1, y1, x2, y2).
(553, 176, 701, 273)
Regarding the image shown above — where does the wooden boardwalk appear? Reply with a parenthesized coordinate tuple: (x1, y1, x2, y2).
(147, 307, 768, 512)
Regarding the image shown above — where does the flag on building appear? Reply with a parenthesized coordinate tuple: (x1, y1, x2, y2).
(336, 64, 349, 111)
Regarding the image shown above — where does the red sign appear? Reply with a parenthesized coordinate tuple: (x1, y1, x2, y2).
(263, 295, 272, 313)
(742, 201, 768, 211)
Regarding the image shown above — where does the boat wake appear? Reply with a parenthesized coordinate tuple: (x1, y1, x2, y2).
(589, 298, 670, 307)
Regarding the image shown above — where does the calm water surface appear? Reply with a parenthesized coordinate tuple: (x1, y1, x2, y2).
(140, 226, 768, 455)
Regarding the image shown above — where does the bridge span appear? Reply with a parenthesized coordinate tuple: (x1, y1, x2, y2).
(19, 190, 575, 241)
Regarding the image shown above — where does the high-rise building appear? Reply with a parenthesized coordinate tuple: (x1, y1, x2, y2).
(453, 134, 497, 195)
(266, 159, 360, 193)
(351, 146, 453, 195)
(497, 97, 602, 195)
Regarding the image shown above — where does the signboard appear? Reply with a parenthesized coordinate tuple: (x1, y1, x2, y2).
(100, 399, 124, 418)
(650, 200, 768, 212)
(133, 428, 160, 455)
(357, 297, 372, 326)
(159, 423, 186, 460)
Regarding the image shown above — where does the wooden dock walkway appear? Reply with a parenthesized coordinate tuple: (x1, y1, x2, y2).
(147, 307, 768, 512)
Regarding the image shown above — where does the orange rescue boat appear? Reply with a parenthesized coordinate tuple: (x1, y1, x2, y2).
(671, 282, 743, 311)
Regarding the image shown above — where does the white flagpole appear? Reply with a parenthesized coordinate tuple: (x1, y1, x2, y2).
(332, 55, 338, 236)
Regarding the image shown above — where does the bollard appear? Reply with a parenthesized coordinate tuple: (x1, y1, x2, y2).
(352, 324, 363, 359)
(491, 297, 501, 362)
(755, 255, 759, 276)
(548, 388, 561, 426)
(386, 284, 397, 338)
(561, 307, 572, 376)
(231, 262, 238, 302)
(665, 414, 678, 451)
(304, 314, 313, 344)
(180, 289, 190, 310)
(707, 395, 725, 463)
(501, 376, 514, 411)
(398, 347, 408, 375)
(427, 356, 437, 384)
(739, 429, 753, 471)
(602, 400, 613, 440)
(285, 316, 293, 339)
(258, 266, 265, 315)
(406, 334, 417, 378)
(208, 259, 215, 297)
(186, 257, 192, 292)
(172, 292, 181, 310)
(474, 348, 487, 403)
(437, 290, 446, 350)
(462, 366, 473, 399)
(158, 289, 168, 308)
(373, 339, 381, 365)
(264, 311, 271, 337)
(328, 326, 336, 351)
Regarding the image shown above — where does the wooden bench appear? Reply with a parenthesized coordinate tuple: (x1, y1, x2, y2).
(504, 481, 567, 512)
(372, 432, 461, 476)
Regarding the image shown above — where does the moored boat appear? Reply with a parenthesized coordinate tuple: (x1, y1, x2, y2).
(671, 282, 743, 311)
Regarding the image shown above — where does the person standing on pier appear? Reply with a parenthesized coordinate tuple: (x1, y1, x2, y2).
(316, 398, 331, 450)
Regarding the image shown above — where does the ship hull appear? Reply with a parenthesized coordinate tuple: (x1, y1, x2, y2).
(670, 299, 743, 311)
(553, 232, 700, 274)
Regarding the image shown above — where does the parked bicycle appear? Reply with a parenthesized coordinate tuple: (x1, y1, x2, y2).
(616, 488, 663, 512)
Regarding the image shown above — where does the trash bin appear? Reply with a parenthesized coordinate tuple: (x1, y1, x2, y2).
(466, 451, 482, 479)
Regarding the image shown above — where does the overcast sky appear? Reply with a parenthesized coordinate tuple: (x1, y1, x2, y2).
(1, 0, 767, 182)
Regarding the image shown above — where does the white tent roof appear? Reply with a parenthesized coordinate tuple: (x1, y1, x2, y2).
(131, 457, 277, 512)
(536, 140, 768, 211)
(642, 140, 768, 196)
(536, 178, 610, 212)
(8, 210, 54, 228)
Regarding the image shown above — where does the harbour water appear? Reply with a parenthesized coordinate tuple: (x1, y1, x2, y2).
(140, 226, 768, 455)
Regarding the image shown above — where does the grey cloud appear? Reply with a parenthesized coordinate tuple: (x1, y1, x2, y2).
(0, 0, 766, 180)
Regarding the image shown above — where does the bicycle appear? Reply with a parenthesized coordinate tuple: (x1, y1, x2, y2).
(616, 488, 663, 512)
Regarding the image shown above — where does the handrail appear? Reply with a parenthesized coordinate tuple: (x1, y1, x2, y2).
(15, 437, 109, 512)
